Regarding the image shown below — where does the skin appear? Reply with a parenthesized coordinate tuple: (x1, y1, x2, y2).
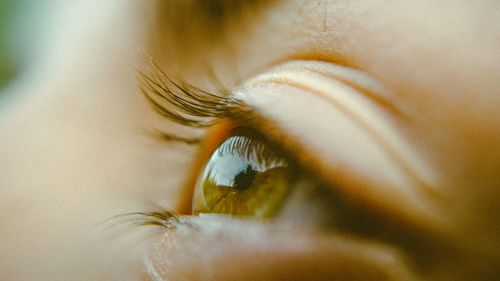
(1, 0, 499, 280)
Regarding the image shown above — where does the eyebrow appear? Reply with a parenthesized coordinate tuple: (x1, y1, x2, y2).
(156, 0, 277, 44)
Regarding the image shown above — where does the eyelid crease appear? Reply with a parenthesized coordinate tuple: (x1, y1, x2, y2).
(276, 60, 402, 115)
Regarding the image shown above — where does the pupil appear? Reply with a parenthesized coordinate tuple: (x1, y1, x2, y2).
(233, 165, 256, 191)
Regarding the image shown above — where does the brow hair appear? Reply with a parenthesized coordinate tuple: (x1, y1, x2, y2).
(155, 0, 276, 44)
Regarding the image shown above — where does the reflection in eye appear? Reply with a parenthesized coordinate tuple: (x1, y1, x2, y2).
(193, 127, 296, 218)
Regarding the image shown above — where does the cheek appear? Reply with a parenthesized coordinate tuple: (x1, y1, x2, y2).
(0, 63, 167, 280)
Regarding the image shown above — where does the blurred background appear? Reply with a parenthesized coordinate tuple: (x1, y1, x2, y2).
(0, 1, 55, 93)
(0, 0, 26, 89)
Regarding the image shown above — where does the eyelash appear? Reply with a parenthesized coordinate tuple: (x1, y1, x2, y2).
(137, 59, 244, 144)
(122, 59, 250, 229)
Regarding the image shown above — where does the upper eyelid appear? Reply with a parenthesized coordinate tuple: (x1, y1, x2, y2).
(137, 58, 418, 189)
(138, 58, 423, 189)
(236, 61, 436, 189)
(229, 61, 452, 233)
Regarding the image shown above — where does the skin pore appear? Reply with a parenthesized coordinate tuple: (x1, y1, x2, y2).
(0, 0, 499, 280)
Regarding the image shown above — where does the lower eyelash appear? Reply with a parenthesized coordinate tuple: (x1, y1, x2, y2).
(106, 206, 186, 232)
(137, 58, 240, 144)
(127, 209, 181, 230)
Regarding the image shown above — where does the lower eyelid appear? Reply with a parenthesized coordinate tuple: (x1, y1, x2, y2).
(145, 217, 419, 281)
(232, 61, 449, 234)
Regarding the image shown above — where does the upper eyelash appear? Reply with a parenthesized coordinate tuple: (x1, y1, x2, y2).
(137, 59, 243, 144)
(217, 129, 288, 166)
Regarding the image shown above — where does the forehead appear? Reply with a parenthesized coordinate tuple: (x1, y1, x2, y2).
(156, 0, 499, 74)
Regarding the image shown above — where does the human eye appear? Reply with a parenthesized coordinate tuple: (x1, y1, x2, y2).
(190, 123, 379, 232)
(136, 59, 444, 280)
(192, 126, 297, 219)
(140, 59, 441, 226)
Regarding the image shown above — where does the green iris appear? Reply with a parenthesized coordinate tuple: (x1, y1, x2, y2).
(192, 127, 295, 219)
